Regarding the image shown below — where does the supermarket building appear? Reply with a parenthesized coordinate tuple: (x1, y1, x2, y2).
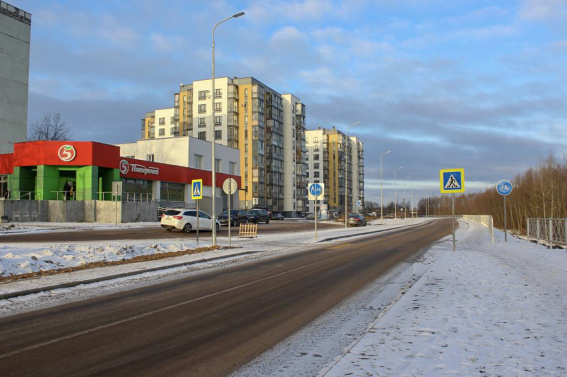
(0, 139, 240, 222)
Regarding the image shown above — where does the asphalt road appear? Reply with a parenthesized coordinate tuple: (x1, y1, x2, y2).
(0, 220, 343, 243)
(0, 219, 452, 377)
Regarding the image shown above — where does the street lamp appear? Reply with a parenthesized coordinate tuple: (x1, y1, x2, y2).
(211, 11, 245, 246)
(380, 150, 391, 224)
(403, 176, 411, 219)
(344, 121, 360, 229)
(394, 166, 403, 219)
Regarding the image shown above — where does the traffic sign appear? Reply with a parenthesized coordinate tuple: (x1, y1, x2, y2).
(308, 183, 324, 200)
(223, 178, 238, 195)
(191, 179, 203, 200)
(496, 180, 513, 196)
(440, 168, 465, 194)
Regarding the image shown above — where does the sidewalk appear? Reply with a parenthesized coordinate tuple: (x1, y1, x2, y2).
(321, 220, 567, 376)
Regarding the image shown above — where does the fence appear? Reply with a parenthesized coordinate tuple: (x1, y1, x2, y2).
(239, 223, 258, 238)
(462, 215, 494, 243)
(527, 218, 567, 248)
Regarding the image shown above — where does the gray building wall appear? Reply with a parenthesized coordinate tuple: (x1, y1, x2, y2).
(0, 2, 31, 154)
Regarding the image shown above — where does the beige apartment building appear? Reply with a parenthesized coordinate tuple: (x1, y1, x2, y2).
(305, 127, 364, 215)
(141, 77, 307, 216)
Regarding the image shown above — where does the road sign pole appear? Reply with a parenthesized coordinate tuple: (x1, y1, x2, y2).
(504, 195, 507, 242)
(196, 199, 199, 246)
(228, 180, 231, 247)
(452, 193, 456, 252)
(315, 196, 318, 241)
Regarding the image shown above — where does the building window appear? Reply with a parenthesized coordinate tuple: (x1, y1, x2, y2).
(215, 102, 222, 112)
(158, 128, 165, 136)
(198, 90, 206, 100)
(146, 154, 154, 162)
(198, 104, 206, 113)
(314, 171, 320, 178)
(215, 130, 222, 140)
(198, 118, 206, 127)
(215, 158, 220, 172)
(215, 116, 222, 126)
(159, 117, 165, 125)
(314, 154, 320, 161)
(313, 137, 319, 143)
(198, 132, 207, 141)
(314, 163, 319, 169)
(194, 154, 203, 169)
(229, 161, 236, 175)
(314, 145, 319, 152)
(215, 88, 222, 98)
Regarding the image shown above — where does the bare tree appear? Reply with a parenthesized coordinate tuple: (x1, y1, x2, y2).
(27, 113, 72, 141)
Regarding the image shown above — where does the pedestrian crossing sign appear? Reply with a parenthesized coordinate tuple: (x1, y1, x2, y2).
(191, 179, 203, 200)
(440, 169, 465, 193)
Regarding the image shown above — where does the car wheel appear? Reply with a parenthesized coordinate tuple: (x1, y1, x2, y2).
(216, 223, 220, 232)
(166, 227, 173, 232)
(183, 223, 192, 233)
(266, 218, 270, 224)
(232, 219, 236, 227)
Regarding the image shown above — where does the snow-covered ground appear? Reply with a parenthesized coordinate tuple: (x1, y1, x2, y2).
(1, 218, 566, 376)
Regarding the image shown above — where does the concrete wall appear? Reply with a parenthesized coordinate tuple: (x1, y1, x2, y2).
(0, 200, 160, 223)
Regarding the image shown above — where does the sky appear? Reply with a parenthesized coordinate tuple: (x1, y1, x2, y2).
(10, 0, 567, 203)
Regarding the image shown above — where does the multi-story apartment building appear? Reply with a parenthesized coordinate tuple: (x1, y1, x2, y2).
(305, 127, 364, 215)
(141, 77, 307, 215)
(282, 94, 307, 215)
(0, 1, 31, 156)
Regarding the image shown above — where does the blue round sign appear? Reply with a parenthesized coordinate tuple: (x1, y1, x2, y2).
(496, 180, 513, 196)
(309, 183, 323, 197)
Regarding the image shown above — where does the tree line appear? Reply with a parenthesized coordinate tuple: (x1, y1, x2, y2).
(365, 153, 566, 234)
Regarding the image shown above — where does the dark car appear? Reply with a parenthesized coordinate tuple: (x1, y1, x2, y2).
(245, 210, 260, 224)
(348, 213, 367, 227)
(249, 208, 270, 224)
(252, 206, 272, 219)
(217, 209, 248, 226)
(273, 212, 285, 221)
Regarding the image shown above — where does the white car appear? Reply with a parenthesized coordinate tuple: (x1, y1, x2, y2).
(160, 209, 220, 233)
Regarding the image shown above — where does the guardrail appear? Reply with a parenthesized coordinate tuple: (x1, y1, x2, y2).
(527, 218, 567, 249)
(462, 215, 494, 243)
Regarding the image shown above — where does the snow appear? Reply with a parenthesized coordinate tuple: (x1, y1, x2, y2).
(1, 218, 567, 377)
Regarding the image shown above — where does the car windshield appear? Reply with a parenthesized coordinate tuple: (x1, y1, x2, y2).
(222, 210, 241, 215)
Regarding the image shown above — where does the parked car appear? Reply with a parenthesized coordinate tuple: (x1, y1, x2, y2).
(305, 212, 321, 220)
(249, 208, 270, 224)
(217, 209, 249, 226)
(348, 213, 367, 227)
(160, 209, 220, 233)
(245, 210, 260, 224)
(252, 206, 272, 219)
(273, 212, 285, 221)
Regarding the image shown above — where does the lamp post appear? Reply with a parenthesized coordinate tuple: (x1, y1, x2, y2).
(211, 11, 245, 246)
(394, 166, 403, 219)
(344, 121, 360, 229)
(403, 176, 411, 219)
(380, 150, 391, 224)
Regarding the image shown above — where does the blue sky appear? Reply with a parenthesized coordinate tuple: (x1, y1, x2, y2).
(11, 0, 567, 203)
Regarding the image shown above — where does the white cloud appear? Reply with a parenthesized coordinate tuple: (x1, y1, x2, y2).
(519, 0, 567, 21)
(271, 26, 308, 43)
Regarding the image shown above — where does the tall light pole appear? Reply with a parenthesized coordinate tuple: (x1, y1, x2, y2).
(380, 150, 391, 224)
(211, 11, 245, 246)
(344, 121, 360, 229)
(394, 166, 403, 219)
(403, 176, 411, 219)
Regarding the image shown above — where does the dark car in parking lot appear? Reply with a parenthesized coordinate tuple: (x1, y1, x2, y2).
(217, 209, 248, 226)
(248, 208, 270, 223)
(273, 212, 285, 220)
(252, 206, 272, 219)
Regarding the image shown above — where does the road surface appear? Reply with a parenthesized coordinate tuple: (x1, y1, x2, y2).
(0, 219, 452, 377)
